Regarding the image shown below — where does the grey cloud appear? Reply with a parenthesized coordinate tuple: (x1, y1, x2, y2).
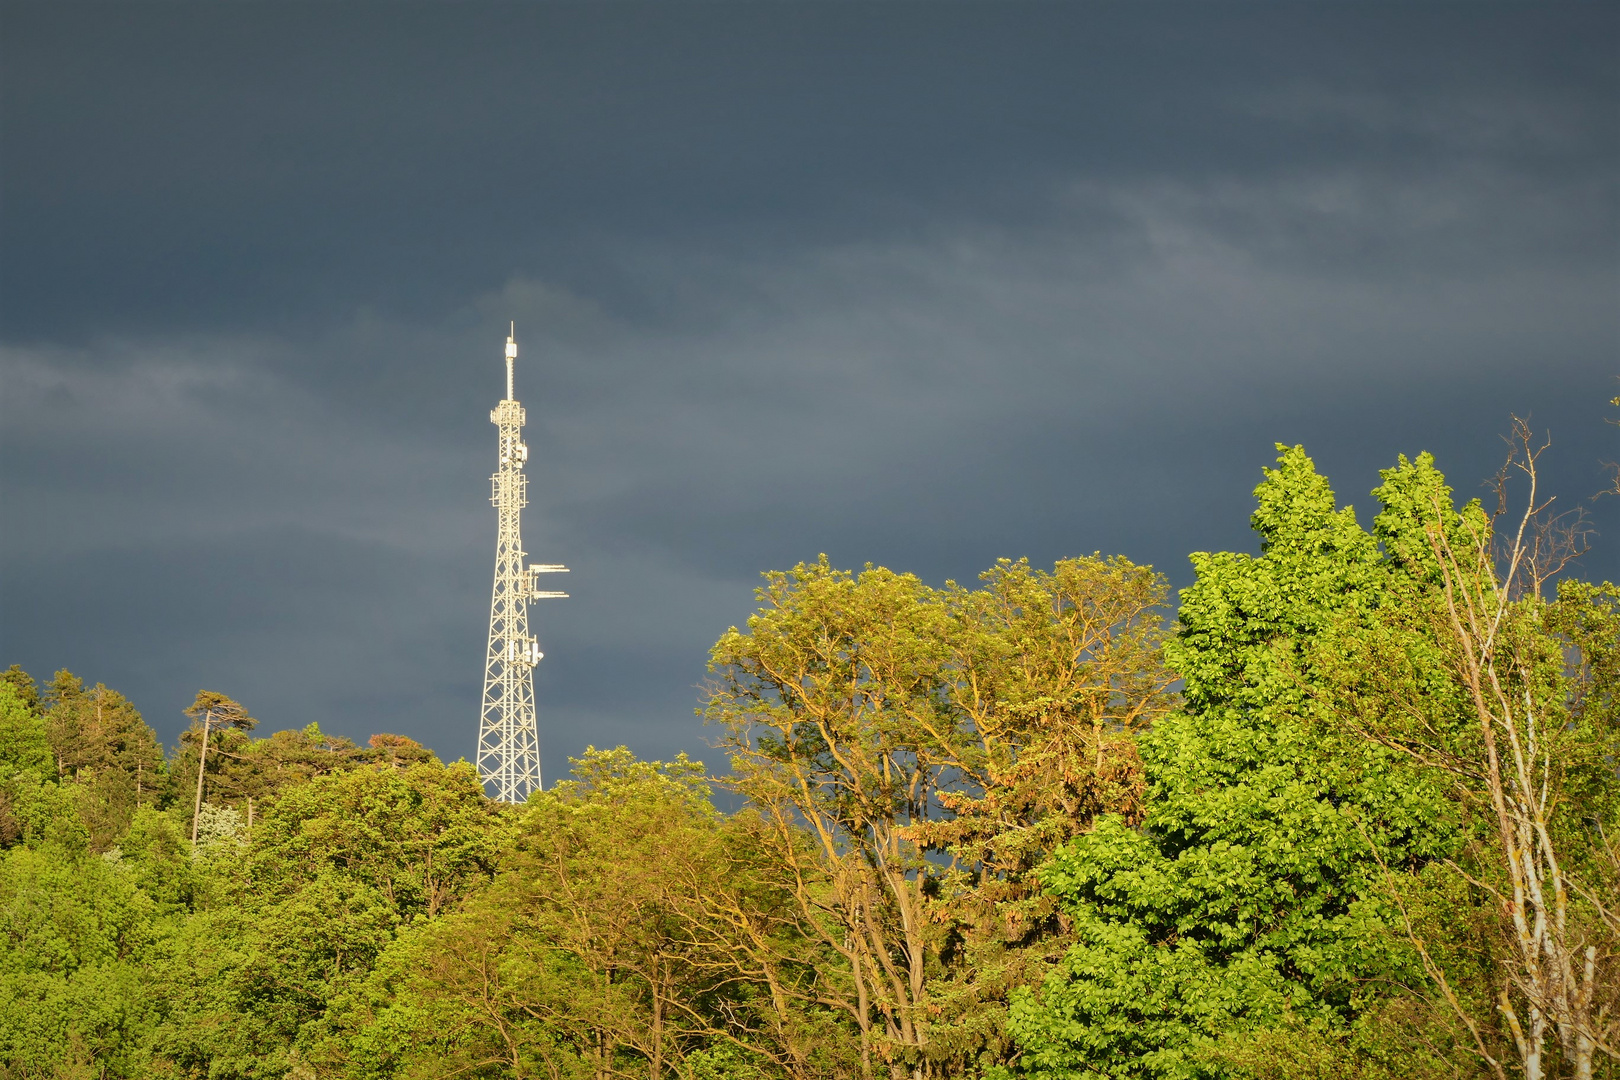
(5, 5, 1612, 336)
(3, 3, 1616, 770)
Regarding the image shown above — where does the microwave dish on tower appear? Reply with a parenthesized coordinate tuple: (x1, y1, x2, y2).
(478, 326, 568, 801)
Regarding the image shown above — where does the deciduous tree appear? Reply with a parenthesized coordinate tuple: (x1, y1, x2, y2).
(707, 554, 1173, 1076)
(1001, 447, 1458, 1079)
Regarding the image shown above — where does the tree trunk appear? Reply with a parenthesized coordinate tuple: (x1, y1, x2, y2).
(190, 715, 212, 845)
(649, 955, 664, 1080)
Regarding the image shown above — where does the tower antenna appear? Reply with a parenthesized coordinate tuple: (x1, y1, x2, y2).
(478, 326, 568, 800)
(504, 323, 516, 401)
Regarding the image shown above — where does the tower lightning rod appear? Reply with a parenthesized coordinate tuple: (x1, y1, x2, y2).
(478, 325, 568, 802)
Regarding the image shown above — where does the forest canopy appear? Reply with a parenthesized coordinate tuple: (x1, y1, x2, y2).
(2, 436, 1616, 1080)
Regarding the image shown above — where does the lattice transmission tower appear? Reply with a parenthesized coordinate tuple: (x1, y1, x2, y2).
(478, 326, 568, 802)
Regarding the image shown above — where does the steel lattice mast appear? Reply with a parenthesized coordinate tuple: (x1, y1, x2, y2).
(478, 326, 568, 802)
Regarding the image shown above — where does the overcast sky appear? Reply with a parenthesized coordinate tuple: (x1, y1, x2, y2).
(2, 2, 1616, 778)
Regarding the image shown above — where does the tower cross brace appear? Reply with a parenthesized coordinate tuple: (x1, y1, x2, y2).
(478, 327, 567, 802)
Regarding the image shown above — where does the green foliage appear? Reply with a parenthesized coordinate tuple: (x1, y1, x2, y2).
(1002, 447, 1459, 1079)
(118, 807, 197, 913)
(1313, 508, 1620, 1073)
(1548, 578, 1620, 731)
(707, 553, 1174, 1075)
(0, 784, 161, 1078)
(0, 682, 510, 1080)
(0, 683, 51, 778)
(168, 719, 437, 831)
(35, 671, 167, 854)
(0, 666, 40, 714)
(2, 433, 1613, 1080)
(344, 747, 847, 1080)
(46, 671, 166, 786)
(150, 759, 509, 1076)
(184, 689, 257, 733)
(0, 682, 60, 858)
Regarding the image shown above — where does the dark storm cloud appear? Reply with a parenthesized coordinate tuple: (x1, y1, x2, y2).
(5, 3, 1612, 337)
(2, 2, 1616, 768)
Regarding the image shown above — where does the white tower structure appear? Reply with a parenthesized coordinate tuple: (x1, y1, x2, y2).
(478, 325, 568, 801)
